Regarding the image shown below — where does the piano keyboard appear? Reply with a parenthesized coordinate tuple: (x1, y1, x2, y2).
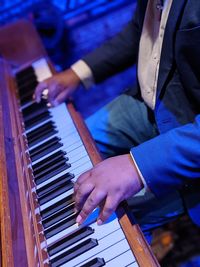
(15, 58, 139, 267)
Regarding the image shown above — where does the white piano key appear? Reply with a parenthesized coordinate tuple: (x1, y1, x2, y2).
(69, 152, 90, 166)
(62, 140, 84, 154)
(25, 117, 52, 134)
(26, 119, 76, 140)
(50, 104, 73, 123)
(126, 263, 139, 267)
(55, 124, 77, 138)
(27, 126, 79, 154)
(35, 167, 71, 190)
(62, 155, 92, 175)
(32, 58, 52, 81)
(24, 106, 73, 136)
(49, 215, 121, 258)
(58, 228, 127, 267)
(67, 146, 88, 162)
(27, 133, 58, 151)
(76, 246, 137, 267)
(31, 137, 83, 166)
(70, 160, 93, 179)
(101, 249, 137, 267)
(40, 188, 74, 211)
(47, 209, 120, 248)
(36, 154, 92, 190)
(72, 238, 131, 267)
(38, 160, 93, 211)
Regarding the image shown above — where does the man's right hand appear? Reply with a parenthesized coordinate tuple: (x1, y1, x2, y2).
(34, 68, 81, 107)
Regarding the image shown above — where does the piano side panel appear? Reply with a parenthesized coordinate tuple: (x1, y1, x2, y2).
(7, 61, 49, 266)
(0, 21, 51, 266)
(0, 59, 28, 266)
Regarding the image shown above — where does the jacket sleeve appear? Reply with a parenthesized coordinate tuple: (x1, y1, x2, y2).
(131, 114, 200, 197)
(82, 3, 143, 83)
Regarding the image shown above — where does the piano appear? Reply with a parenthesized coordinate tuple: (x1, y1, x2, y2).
(0, 20, 160, 267)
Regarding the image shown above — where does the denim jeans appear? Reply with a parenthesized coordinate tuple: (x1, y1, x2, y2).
(86, 94, 185, 242)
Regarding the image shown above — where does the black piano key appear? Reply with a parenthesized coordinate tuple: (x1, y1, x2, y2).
(40, 194, 74, 220)
(80, 258, 105, 267)
(44, 214, 77, 239)
(25, 111, 51, 130)
(22, 103, 48, 122)
(19, 88, 35, 99)
(30, 137, 62, 162)
(17, 74, 37, 87)
(37, 173, 74, 197)
(24, 108, 49, 124)
(33, 151, 65, 172)
(27, 121, 55, 140)
(16, 72, 37, 85)
(28, 128, 58, 148)
(42, 201, 75, 228)
(19, 87, 36, 100)
(34, 159, 69, 180)
(33, 152, 66, 173)
(34, 158, 67, 179)
(18, 76, 37, 90)
(34, 163, 71, 185)
(20, 94, 35, 105)
(38, 181, 73, 205)
(26, 121, 54, 139)
(48, 226, 94, 257)
(30, 137, 61, 156)
(22, 101, 47, 118)
(30, 144, 63, 162)
(34, 155, 66, 176)
(28, 123, 54, 140)
(15, 66, 35, 80)
(18, 79, 38, 93)
(27, 122, 56, 144)
(19, 88, 38, 104)
(50, 238, 98, 267)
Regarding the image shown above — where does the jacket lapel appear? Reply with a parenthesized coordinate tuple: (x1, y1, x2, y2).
(156, 0, 187, 102)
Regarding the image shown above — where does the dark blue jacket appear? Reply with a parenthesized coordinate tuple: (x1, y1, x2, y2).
(83, 0, 200, 226)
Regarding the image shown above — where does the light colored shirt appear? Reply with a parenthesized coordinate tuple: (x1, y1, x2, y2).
(71, 60, 94, 89)
(138, 0, 173, 109)
(71, 0, 173, 189)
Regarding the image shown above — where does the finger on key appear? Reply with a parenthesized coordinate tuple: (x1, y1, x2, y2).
(34, 81, 49, 103)
(76, 189, 106, 225)
(97, 195, 120, 225)
(47, 81, 61, 106)
(74, 180, 94, 212)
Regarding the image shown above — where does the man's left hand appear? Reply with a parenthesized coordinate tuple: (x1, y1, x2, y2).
(74, 154, 144, 225)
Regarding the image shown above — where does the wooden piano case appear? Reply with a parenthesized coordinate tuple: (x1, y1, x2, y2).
(0, 20, 160, 267)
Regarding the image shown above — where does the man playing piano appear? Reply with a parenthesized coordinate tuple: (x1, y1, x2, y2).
(34, 0, 200, 241)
